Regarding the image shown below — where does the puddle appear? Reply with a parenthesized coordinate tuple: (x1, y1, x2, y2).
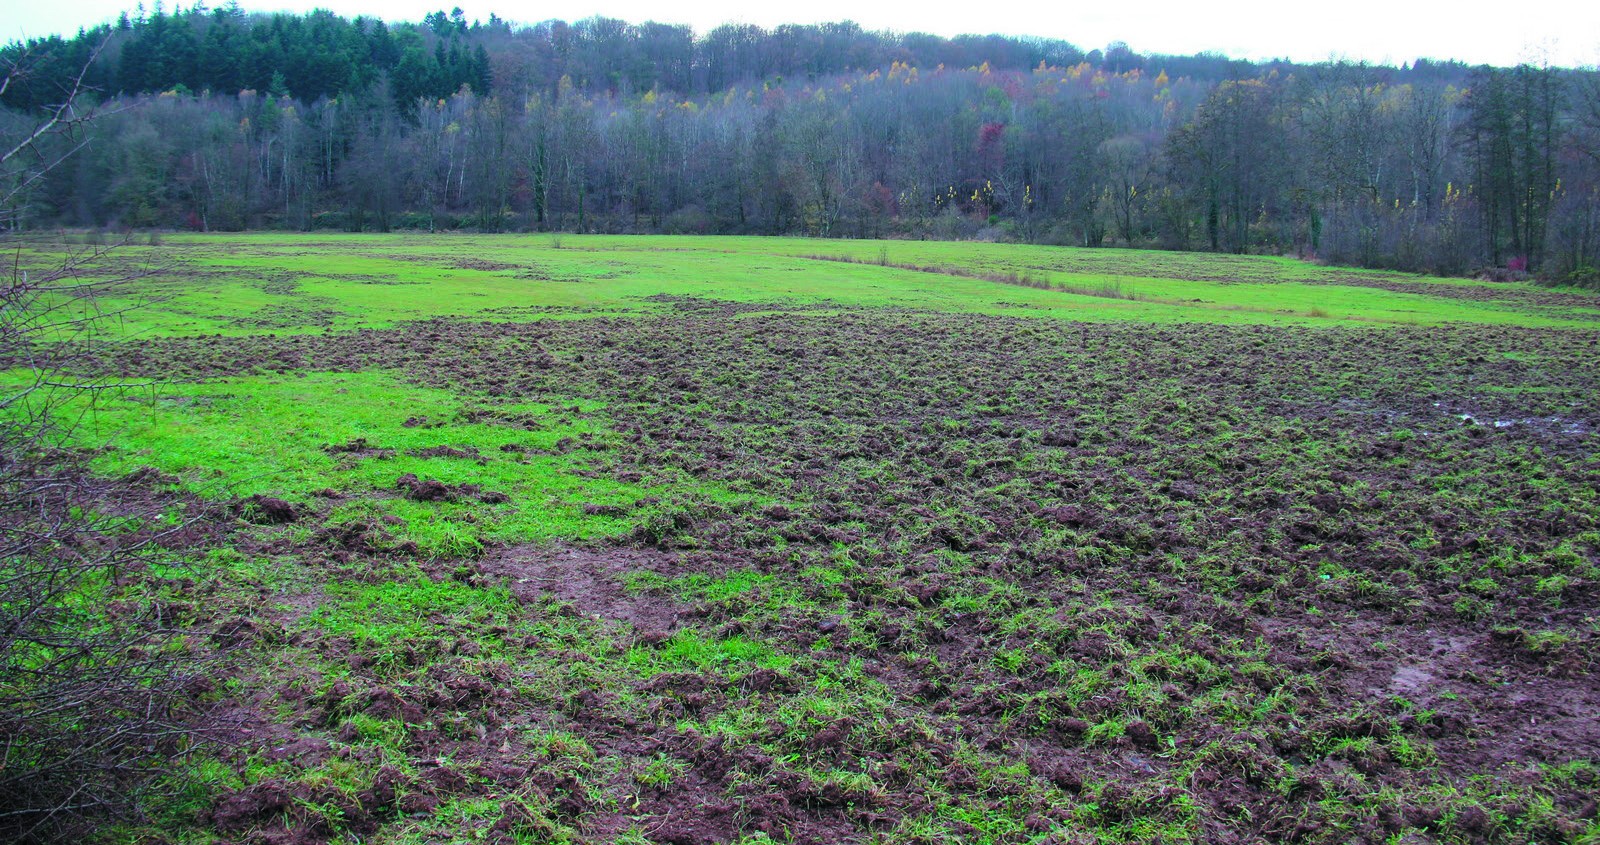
(1433, 402, 1592, 436)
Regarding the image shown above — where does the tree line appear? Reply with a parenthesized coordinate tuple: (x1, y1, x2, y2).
(4, 7, 1600, 283)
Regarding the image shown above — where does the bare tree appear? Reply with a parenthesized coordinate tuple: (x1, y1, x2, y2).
(1, 40, 111, 230)
(2, 46, 209, 844)
(1166, 79, 1289, 253)
(1578, 70, 1600, 167)
(1463, 64, 1563, 269)
(1100, 134, 1154, 245)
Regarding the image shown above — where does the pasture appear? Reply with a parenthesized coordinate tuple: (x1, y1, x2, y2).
(8, 234, 1599, 844)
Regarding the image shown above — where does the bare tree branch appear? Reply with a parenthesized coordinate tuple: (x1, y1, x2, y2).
(2, 39, 209, 844)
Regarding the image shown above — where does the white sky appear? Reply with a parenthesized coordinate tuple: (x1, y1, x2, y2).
(9, 0, 1599, 69)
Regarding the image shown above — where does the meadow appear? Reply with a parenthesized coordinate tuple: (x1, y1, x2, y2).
(7, 233, 1600, 844)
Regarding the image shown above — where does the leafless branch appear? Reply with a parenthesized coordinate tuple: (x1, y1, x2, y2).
(0, 38, 106, 168)
(2, 39, 206, 843)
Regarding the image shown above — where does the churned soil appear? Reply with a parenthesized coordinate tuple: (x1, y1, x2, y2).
(89, 305, 1600, 843)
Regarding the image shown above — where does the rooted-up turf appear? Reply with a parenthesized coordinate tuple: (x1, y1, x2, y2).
(83, 305, 1600, 844)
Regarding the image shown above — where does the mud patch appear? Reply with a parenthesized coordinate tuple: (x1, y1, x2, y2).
(479, 545, 686, 634)
(1265, 614, 1600, 776)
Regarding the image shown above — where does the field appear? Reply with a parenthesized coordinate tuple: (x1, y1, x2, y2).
(8, 233, 1600, 844)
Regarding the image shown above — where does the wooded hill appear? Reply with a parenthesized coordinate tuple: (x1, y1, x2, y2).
(4, 7, 1599, 282)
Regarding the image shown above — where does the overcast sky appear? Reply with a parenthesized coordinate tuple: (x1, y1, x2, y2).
(9, 0, 1599, 69)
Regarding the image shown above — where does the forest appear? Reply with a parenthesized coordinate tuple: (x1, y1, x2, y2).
(3, 6, 1600, 282)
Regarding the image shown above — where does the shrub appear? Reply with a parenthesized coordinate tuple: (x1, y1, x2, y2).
(0, 245, 211, 841)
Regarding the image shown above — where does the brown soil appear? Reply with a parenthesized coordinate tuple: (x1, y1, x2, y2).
(478, 545, 687, 636)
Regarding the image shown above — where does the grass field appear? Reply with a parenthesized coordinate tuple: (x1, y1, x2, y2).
(17, 233, 1600, 338)
(7, 234, 1600, 844)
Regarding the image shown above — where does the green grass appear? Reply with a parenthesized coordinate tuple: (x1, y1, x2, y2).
(305, 577, 518, 648)
(15, 233, 1600, 338)
(2, 368, 754, 552)
(625, 631, 793, 674)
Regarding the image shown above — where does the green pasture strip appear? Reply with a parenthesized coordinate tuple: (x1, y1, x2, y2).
(8, 233, 1596, 338)
(0, 369, 750, 553)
